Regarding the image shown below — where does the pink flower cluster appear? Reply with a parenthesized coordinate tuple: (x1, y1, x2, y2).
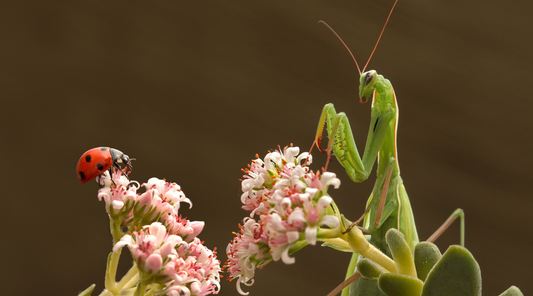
(226, 146, 340, 294)
(99, 172, 221, 295)
(114, 222, 221, 296)
(97, 171, 192, 231)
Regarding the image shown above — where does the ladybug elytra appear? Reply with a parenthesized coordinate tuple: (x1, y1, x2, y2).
(76, 147, 132, 183)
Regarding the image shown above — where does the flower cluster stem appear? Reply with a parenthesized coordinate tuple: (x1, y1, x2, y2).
(341, 253, 359, 296)
(97, 289, 114, 296)
(110, 218, 123, 244)
(105, 249, 122, 294)
(117, 264, 140, 290)
(145, 284, 164, 296)
(345, 224, 396, 273)
(133, 281, 147, 296)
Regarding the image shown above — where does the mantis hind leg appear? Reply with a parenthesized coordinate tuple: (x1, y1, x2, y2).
(426, 208, 465, 247)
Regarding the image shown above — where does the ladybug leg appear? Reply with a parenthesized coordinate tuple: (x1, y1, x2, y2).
(96, 173, 107, 188)
(119, 156, 134, 179)
(112, 161, 130, 181)
(108, 167, 117, 186)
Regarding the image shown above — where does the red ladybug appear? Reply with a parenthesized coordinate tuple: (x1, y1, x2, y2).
(76, 147, 132, 183)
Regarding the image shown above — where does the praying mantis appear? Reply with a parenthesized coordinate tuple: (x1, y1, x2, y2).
(311, 1, 475, 295)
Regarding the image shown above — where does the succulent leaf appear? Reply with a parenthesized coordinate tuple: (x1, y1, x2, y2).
(414, 242, 442, 282)
(358, 258, 389, 281)
(350, 276, 386, 296)
(421, 245, 481, 296)
(386, 228, 417, 278)
(498, 286, 524, 296)
(378, 273, 424, 296)
(78, 284, 96, 296)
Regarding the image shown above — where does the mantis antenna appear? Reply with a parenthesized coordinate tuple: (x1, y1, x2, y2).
(318, 0, 399, 74)
(318, 20, 361, 74)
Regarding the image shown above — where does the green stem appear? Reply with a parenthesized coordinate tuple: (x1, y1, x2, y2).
(117, 288, 136, 296)
(317, 226, 342, 239)
(144, 284, 164, 296)
(110, 218, 124, 244)
(97, 289, 114, 296)
(105, 249, 122, 294)
(133, 281, 147, 296)
(318, 237, 350, 251)
(328, 200, 342, 221)
(341, 253, 359, 296)
(116, 264, 140, 291)
(122, 273, 141, 290)
(345, 224, 396, 273)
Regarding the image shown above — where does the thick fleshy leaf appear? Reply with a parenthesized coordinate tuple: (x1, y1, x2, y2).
(414, 242, 442, 282)
(421, 245, 481, 296)
(385, 229, 417, 278)
(77, 284, 95, 296)
(320, 238, 352, 252)
(357, 258, 388, 281)
(350, 276, 386, 296)
(378, 273, 423, 296)
(498, 286, 524, 296)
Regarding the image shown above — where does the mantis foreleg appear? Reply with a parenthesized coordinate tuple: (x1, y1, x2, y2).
(314, 102, 395, 183)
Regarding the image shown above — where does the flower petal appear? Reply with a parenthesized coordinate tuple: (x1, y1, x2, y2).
(145, 254, 163, 273)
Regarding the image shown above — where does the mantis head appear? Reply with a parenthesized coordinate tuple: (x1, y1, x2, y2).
(319, 0, 397, 105)
(359, 70, 377, 104)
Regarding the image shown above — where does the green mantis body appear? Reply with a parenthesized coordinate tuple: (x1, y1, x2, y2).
(317, 70, 419, 253)
(315, 9, 475, 293)
(315, 3, 521, 296)
(316, 70, 419, 295)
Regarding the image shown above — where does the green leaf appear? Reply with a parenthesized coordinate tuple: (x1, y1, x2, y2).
(350, 276, 386, 296)
(320, 241, 352, 252)
(78, 284, 95, 296)
(378, 273, 423, 296)
(421, 245, 481, 296)
(385, 228, 417, 278)
(357, 258, 388, 281)
(498, 286, 524, 296)
(414, 242, 442, 282)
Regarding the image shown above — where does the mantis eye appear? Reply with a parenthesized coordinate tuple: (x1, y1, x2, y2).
(364, 72, 374, 86)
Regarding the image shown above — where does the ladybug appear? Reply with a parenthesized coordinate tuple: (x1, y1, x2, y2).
(76, 147, 133, 184)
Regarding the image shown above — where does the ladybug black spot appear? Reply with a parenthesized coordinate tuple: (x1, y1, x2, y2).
(100, 147, 108, 151)
(79, 171, 86, 180)
(97, 163, 104, 171)
(85, 154, 92, 163)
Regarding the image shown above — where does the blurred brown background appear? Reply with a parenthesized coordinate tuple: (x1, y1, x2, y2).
(1, 0, 532, 295)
